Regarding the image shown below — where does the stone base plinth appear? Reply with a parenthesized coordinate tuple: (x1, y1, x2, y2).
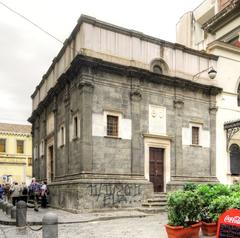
(166, 175, 219, 191)
(48, 178, 153, 212)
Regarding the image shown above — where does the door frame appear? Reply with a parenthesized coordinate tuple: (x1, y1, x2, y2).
(144, 134, 171, 192)
(46, 137, 54, 183)
(149, 147, 164, 192)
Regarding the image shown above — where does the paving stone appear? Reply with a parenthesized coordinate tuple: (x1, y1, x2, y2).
(0, 208, 215, 238)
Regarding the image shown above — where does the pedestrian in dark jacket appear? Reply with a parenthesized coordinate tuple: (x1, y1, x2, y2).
(40, 181, 48, 208)
(28, 178, 40, 211)
(0, 185, 4, 200)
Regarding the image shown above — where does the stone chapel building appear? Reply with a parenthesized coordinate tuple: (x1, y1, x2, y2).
(29, 15, 222, 210)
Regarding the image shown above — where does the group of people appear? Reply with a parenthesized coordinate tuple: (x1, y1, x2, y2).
(0, 178, 48, 211)
(28, 178, 48, 211)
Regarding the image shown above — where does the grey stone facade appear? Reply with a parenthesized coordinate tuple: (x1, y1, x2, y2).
(29, 54, 222, 210)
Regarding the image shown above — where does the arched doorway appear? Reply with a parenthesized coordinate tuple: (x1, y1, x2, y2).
(230, 143, 240, 175)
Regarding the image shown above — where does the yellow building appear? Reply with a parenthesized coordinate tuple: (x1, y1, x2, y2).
(0, 123, 32, 185)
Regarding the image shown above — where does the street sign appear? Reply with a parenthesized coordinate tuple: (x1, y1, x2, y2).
(217, 209, 240, 237)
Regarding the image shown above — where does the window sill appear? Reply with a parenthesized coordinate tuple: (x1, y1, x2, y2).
(104, 136, 121, 140)
(72, 137, 80, 142)
(190, 144, 202, 148)
(227, 173, 240, 176)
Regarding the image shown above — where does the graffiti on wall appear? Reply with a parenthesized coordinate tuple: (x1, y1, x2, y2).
(88, 183, 142, 207)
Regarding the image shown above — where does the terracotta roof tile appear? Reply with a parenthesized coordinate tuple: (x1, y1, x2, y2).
(0, 123, 31, 134)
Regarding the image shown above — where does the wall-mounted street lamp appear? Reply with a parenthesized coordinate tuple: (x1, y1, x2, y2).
(192, 66, 217, 80)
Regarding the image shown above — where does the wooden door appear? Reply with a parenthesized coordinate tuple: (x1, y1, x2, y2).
(149, 147, 164, 192)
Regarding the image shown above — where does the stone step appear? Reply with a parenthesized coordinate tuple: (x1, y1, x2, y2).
(153, 192, 167, 196)
(137, 206, 167, 214)
(142, 202, 167, 207)
(147, 198, 167, 203)
(153, 193, 167, 198)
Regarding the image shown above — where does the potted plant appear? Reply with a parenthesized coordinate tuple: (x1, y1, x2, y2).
(208, 195, 232, 222)
(165, 190, 202, 238)
(196, 184, 230, 236)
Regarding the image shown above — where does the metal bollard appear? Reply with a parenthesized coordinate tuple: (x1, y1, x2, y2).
(16, 200, 27, 227)
(6, 203, 13, 216)
(2, 202, 8, 212)
(11, 206, 16, 219)
(42, 212, 58, 238)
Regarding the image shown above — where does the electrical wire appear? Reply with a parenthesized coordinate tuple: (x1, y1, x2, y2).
(0, 1, 64, 45)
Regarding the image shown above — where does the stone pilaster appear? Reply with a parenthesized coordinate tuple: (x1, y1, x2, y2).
(209, 105, 217, 176)
(64, 83, 70, 175)
(42, 109, 47, 180)
(173, 93, 184, 176)
(53, 95, 58, 182)
(130, 87, 143, 176)
(36, 116, 40, 180)
(78, 73, 94, 173)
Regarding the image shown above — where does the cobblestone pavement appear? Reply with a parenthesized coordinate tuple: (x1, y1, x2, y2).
(0, 212, 215, 238)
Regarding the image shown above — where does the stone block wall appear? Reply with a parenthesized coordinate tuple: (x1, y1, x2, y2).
(49, 179, 153, 211)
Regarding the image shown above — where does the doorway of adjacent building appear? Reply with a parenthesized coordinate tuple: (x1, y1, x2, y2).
(149, 147, 164, 192)
(48, 145, 54, 181)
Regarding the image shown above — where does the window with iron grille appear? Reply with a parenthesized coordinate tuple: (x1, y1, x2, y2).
(192, 126, 199, 145)
(107, 115, 118, 137)
(17, 140, 24, 153)
(0, 139, 6, 153)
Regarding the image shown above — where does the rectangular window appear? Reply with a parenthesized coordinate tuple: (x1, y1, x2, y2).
(34, 145, 38, 160)
(192, 126, 199, 145)
(46, 112, 54, 135)
(0, 139, 6, 153)
(28, 157, 32, 166)
(17, 140, 24, 154)
(107, 115, 118, 137)
(60, 125, 65, 146)
(40, 140, 44, 156)
(73, 115, 79, 139)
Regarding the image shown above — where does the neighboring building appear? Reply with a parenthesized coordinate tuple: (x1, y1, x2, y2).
(176, 0, 240, 184)
(0, 123, 32, 184)
(29, 15, 222, 211)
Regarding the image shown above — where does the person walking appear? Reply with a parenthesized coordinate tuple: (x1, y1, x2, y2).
(10, 182, 22, 206)
(0, 185, 4, 200)
(40, 181, 48, 208)
(28, 178, 40, 211)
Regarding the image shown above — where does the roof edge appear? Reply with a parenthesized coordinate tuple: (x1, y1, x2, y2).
(31, 14, 219, 99)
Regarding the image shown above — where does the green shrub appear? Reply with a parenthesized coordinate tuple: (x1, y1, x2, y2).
(196, 184, 230, 222)
(209, 196, 232, 222)
(167, 190, 202, 227)
(229, 183, 240, 193)
(229, 192, 240, 209)
(183, 183, 198, 192)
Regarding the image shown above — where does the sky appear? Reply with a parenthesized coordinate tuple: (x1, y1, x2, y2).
(0, 0, 203, 125)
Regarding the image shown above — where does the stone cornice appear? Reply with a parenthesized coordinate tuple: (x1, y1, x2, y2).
(143, 133, 173, 141)
(31, 15, 219, 99)
(28, 54, 222, 123)
(207, 40, 240, 56)
(202, 0, 240, 33)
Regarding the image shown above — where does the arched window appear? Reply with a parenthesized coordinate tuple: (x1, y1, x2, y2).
(230, 143, 240, 175)
(153, 65, 163, 74)
(237, 84, 240, 106)
(150, 58, 169, 75)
